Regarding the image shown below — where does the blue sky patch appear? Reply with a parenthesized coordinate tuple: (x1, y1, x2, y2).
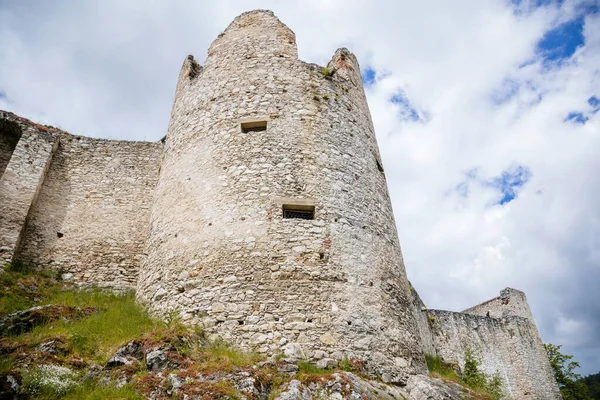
(510, 0, 564, 15)
(536, 16, 585, 63)
(564, 111, 588, 124)
(391, 91, 421, 122)
(589, 96, 600, 113)
(362, 68, 376, 86)
(0, 91, 7, 100)
(488, 165, 531, 205)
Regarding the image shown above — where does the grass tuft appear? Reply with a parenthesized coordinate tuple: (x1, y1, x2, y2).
(61, 382, 144, 400)
(195, 338, 262, 373)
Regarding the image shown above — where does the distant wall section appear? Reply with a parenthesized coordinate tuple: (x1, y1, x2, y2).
(462, 288, 536, 321)
(427, 289, 561, 399)
(17, 135, 162, 288)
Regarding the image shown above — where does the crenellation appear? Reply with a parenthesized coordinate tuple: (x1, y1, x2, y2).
(0, 10, 561, 399)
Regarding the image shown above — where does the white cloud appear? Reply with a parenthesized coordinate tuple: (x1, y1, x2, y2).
(0, 0, 598, 375)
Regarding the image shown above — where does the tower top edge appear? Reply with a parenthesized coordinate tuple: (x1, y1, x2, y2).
(224, 9, 295, 37)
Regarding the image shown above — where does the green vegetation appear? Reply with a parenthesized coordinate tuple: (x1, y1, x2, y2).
(1, 264, 517, 399)
(462, 348, 503, 400)
(322, 67, 334, 78)
(21, 365, 80, 398)
(425, 351, 503, 400)
(545, 343, 592, 400)
(16, 289, 162, 363)
(581, 372, 600, 399)
(297, 359, 330, 375)
(193, 338, 262, 373)
(0, 262, 60, 317)
(425, 354, 460, 381)
(62, 382, 143, 400)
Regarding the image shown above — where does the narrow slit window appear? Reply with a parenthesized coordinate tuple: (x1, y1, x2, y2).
(241, 120, 267, 133)
(282, 204, 315, 220)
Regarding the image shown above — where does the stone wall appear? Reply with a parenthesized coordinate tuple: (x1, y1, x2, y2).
(463, 287, 536, 321)
(137, 10, 424, 384)
(0, 119, 22, 178)
(409, 284, 438, 357)
(0, 112, 58, 264)
(428, 307, 560, 399)
(17, 135, 162, 288)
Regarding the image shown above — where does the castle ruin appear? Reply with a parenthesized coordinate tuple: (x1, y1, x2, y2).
(0, 10, 560, 399)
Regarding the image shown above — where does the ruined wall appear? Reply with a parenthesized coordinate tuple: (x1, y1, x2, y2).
(0, 119, 22, 178)
(17, 135, 162, 288)
(428, 301, 561, 399)
(0, 112, 58, 264)
(137, 10, 424, 383)
(463, 288, 536, 321)
(409, 284, 437, 357)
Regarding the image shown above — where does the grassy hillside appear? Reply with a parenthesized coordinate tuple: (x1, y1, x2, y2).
(0, 263, 492, 399)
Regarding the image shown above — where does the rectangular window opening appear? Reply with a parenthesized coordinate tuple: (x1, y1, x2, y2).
(241, 120, 267, 133)
(282, 204, 315, 220)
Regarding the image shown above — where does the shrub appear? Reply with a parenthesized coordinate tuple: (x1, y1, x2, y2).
(462, 348, 503, 400)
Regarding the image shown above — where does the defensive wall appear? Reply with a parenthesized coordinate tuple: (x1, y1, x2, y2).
(0, 10, 561, 398)
(136, 10, 423, 384)
(414, 287, 561, 399)
(0, 111, 162, 288)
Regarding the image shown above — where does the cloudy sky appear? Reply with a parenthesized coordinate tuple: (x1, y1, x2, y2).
(1, 0, 599, 375)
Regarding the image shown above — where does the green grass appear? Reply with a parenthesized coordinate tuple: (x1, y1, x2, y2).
(62, 382, 144, 400)
(0, 262, 61, 317)
(425, 353, 503, 400)
(195, 339, 262, 373)
(297, 360, 330, 375)
(425, 354, 460, 381)
(0, 357, 15, 372)
(18, 289, 162, 363)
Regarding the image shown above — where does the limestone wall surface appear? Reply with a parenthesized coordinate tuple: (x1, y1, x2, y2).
(137, 10, 424, 383)
(17, 135, 162, 288)
(0, 112, 58, 264)
(0, 119, 21, 178)
(428, 309, 560, 399)
(409, 284, 437, 357)
(463, 288, 536, 321)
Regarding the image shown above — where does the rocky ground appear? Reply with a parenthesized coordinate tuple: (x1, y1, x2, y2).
(0, 265, 491, 399)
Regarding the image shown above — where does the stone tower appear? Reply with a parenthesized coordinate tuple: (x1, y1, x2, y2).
(136, 10, 424, 382)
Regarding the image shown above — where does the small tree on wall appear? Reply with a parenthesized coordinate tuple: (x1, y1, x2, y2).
(544, 343, 592, 400)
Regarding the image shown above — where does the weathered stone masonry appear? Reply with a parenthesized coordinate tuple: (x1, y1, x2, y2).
(412, 287, 561, 399)
(0, 111, 162, 288)
(17, 136, 162, 288)
(0, 10, 561, 399)
(137, 10, 423, 384)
